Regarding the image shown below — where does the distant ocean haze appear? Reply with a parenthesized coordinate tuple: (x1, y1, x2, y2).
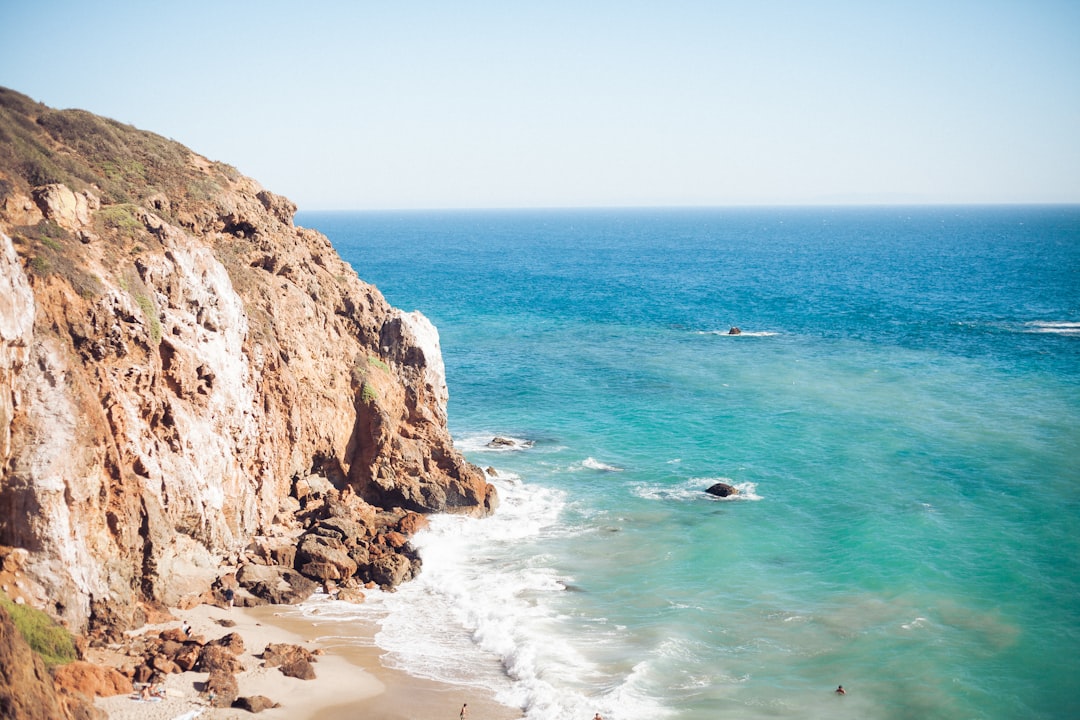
(297, 206, 1080, 720)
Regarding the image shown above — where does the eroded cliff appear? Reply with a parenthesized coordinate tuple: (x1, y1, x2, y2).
(0, 88, 496, 635)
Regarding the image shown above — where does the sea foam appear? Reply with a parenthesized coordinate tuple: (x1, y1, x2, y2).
(631, 478, 762, 502)
(299, 473, 671, 719)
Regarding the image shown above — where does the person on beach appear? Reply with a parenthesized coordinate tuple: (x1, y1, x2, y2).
(835, 685, 846, 695)
(460, 703, 468, 719)
(224, 587, 235, 607)
(181, 620, 191, 636)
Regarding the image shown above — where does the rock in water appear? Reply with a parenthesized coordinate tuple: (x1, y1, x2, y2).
(705, 482, 739, 498)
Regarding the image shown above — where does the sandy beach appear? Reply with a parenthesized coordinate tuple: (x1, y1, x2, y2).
(94, 600, 522, 720)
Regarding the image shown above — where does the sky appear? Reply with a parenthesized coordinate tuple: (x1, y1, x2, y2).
(2, 1, 1079, 210)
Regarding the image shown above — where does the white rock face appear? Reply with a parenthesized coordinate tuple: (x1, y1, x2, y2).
(397, 309, 450, 417)
(0, 232, 34, 464)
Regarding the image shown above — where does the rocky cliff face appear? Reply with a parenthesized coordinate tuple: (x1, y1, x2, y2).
(0, 88, 496, 634)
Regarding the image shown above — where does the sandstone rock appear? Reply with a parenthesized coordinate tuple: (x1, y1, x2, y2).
(174, 645, 200, 672)
(236, 565, 317, 605)
(196, 644, 244, 674)
(0, 604, 94, 720)
(205, 669, 238, 708)
(233, 695, 279, 713)
(397, 512, 429, 536)
(52, 661, 132, 698)
(363, 553, 415, 588)
(159, 628, 188, 643)
(150, 653, 179, 675)
(705, 482, 739, 498)
(296, 534, 358, 581)
(312, 516, 368, 544)
(336, 588, 365, 603)
(31, 184, 97, 230)
(261, 642, 316, 667)
(214, 631, 245, 655)
(278, 658, 316, 680)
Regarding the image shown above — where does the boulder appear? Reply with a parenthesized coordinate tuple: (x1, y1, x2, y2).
(363, 553, 414, 588)
(51, 661, 133, 698)
(705, 482, 739, 498)
(214, 632, 245, 655)
(233, 695, 279, 713)
(397, 512, 429, 536)
(261, 643, 316, 667)
(205, 669, 238, 708)
(336, 588, 365, 604)
(311, 517, 368, 544)
(174, 645, 200, 672)
(237, 565, 318, 605)
(296, 534, 358, 581)
(196, 644, 244, 674)
(278, 658, 316, 680)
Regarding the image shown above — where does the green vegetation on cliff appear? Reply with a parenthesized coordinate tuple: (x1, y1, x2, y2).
(0, 86, 236, 211)
(0, 591, 76, 667)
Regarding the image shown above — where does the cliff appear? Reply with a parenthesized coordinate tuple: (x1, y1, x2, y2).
(0, 87, 497, 637)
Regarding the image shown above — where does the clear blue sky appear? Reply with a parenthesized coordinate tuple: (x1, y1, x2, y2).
(2, 1, 1079, 209)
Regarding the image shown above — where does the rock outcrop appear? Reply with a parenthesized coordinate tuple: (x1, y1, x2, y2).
(705, 482, 739, 498)
(0, 604, 102, 720)
(0, 86, 497, 637)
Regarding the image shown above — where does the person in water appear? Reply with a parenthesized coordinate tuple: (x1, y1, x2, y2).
(728, 326, 742, 335)
(836, 685, 846, 695)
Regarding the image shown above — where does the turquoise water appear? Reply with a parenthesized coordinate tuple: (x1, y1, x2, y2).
(299, 207, 1080, 720)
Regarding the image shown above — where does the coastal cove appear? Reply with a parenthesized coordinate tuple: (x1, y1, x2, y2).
(297, 207, 1080, 720)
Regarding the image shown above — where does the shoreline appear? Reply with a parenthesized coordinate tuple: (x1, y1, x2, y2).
(94, 600, 522, 720)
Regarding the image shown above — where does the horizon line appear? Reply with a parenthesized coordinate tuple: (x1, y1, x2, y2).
(296, 201, 1080, 214)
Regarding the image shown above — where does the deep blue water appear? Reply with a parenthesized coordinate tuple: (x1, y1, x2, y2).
(299, 206, 1080, 720)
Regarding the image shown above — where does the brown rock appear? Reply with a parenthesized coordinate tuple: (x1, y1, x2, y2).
(296, 534, 358, 581)
(159, 628, 187, 643)
(205, 669, 238, 708)
(196, 644, 244, 674)
(174, 645, 200, 672)
(214, 631, 245, 655)
(363, 553, 415, 588)
(278, 658, 316, 680)
(0, 604, 103, 720)
(150, 653, 179, 674)
(705, 482, 739, 498)
(335, 588, 365, 604)
(232, 695, 279, 712)
(397, 512, 429, 536)
(261, 642, 315, 666)
(51, 661, 133, 698)
(237, 566, 318, 605)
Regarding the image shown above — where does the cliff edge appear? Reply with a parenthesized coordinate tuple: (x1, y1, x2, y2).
(0, 87, 497, 637)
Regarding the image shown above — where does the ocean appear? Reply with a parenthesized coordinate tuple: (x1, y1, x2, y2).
(295, 206, 1080, 720)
